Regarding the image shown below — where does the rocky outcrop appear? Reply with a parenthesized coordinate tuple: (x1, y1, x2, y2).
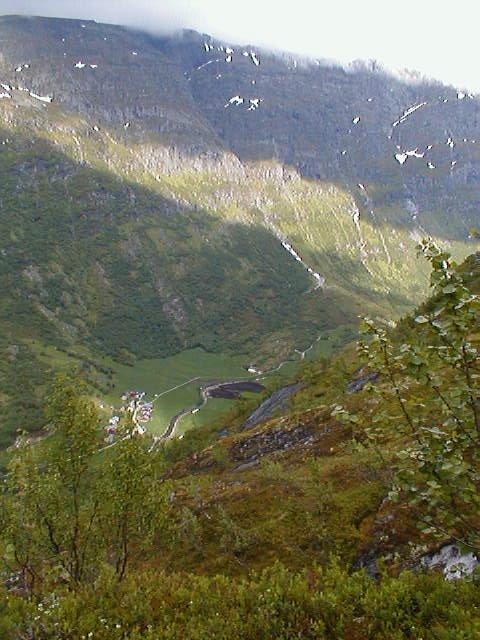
(1, 14, 480, 238)
(231, 421, 315, 468)
(241, 383, 303, 430)
(347, 371, 379, 394)
(421, 543, 479, 580)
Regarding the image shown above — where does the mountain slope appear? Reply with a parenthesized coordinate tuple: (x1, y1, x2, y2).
(0, 14, 478, 444)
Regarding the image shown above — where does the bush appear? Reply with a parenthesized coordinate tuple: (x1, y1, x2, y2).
(2, 563, 480, 639)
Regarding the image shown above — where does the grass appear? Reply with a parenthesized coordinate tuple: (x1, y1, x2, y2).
(177, 397, 240, 435)
(105, 348, 254, 435)
(32, 345, 254, 435)
(131, 328, 348, 436)
(28, 328, 351, 440)
(1, 110, 477, 449)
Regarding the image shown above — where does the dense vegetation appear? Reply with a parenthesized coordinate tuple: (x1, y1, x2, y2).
(2, 563, 480, 639)
(1, 16, 480, 635)
(1, 120, 459, 446)
(0, 15, 479, 446)
(1, 243, 480, 638)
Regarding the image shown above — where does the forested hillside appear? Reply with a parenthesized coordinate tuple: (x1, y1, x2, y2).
(0, 15, 479, 445)
(1, 242, 480, 638)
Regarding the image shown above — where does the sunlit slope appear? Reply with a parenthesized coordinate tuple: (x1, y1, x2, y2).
(0, 15, 479, 446)
(1, 113, 469, 367)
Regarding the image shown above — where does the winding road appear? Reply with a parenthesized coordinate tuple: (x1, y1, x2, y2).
(160, 379, 264, 439)
(155, 333, 324, 440)
(0, 334, 325, 479)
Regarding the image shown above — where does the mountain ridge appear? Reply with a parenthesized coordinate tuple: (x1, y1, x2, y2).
(0, 13, 478, 445)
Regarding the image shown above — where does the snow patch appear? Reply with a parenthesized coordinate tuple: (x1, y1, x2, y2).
(248, 98, 262, 111)
(281, 240, 325, 288)
(352, 116, 361, 124)
(395, 149, 425, 165)
(408, 149, 425, 158)
(250, 52, 260, 66)
(74, 61, 86, 69)
(392, 102, 427, 127)
(195, 60, 215, 72)
(29, 92, 53, 103)
(0, 92, 11, 99)
(225, 95, 244, 107)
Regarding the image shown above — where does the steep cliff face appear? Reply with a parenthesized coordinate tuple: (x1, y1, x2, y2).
(0, 17, 219, 150)
(0, 14, 478, 377)
(2, 14, 480, 222)
(172, 30, 480, 238)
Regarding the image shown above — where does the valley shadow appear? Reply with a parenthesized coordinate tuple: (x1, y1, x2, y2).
(2, 14, 480, 246)
(1, 14, 479, 243)
(0, 126, 442, 370)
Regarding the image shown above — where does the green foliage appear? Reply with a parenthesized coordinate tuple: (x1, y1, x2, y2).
(0, 337, 50, 448)
(98, 419, 167, 580)
(1, 562, 480, 639)
(346, 239, 480, 548)
(0, 378, 168, 589)
(216, 504, 256, 558)
(2, 376, 101, 587)
(1, 119, 475, 446)
(2, 244, 480, 635)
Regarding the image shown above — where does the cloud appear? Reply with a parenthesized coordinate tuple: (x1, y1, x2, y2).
(2, 0, 480, 91)
(0, 1, 191, 33)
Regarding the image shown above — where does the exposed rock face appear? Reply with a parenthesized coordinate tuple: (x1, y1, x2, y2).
(421, 544, 479, 580)
(0, 14, 479, 375)
(241, 383, 303, 430)
(347, 371, 379, 394)
(0, 14, 480, 233)
(231, 422, 315, 465)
